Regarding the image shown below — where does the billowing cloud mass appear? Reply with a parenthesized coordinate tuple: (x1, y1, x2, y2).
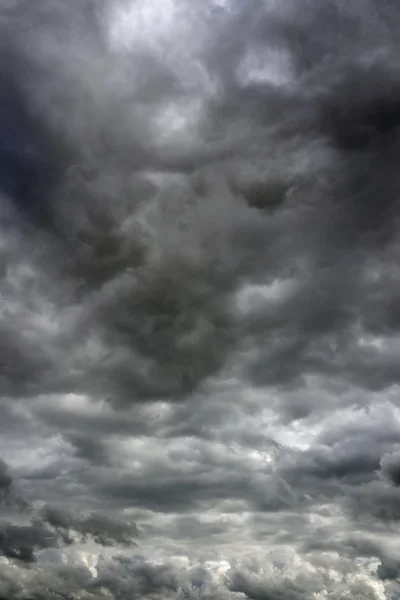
(2, 0, 400, 598)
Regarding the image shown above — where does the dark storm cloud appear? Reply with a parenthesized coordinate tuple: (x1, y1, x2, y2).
(265, 407, 400, 526)
(41, 504, 138, 547)
(0, 508, 137, 563)
(0, 519, 59, 563)
(3, 0, 400, 598)
(0, 458, 138, 566)
(4, 0, 400, 406)
(279, 418, 394, 488)
(0, 460, 12, 501)
(86, 440, 294, 514)
(379, 450, 400, 486)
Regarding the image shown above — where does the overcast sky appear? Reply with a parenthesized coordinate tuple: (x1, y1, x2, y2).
(2, 0, 400, 598)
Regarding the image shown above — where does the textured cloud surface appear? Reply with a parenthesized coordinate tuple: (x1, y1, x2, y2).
(2, 0, 400, 598)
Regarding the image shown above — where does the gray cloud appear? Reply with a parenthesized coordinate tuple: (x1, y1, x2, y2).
(2, 0, 400, 406)
(380, 450, 400, 486)
(0, 519, 59, 563)
(0, 460, 12, 501)
(41, 504, 138, 547)
(0, 458, 137, 565)
(2, 0, 400, 597)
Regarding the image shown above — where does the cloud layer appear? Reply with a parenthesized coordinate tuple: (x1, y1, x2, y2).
(2, 0, 400, 598)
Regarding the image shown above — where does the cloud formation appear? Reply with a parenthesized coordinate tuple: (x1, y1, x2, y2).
(2, 0, 400, 598)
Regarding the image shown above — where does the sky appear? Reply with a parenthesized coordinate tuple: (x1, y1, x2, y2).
(2, 0, 400, 598)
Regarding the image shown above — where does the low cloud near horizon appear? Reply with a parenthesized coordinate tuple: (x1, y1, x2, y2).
(2, 1, 400, 598)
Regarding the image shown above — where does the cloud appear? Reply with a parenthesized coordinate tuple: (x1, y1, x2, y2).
(0, 458, 137, 564)
(0, 519, 59, 563)
(2, 0, 400, 406)
(41, 504, 139, 547)
(2, 0, 400, 598)
(0, 460, 12, 502)
(380, 450, 400, 486)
